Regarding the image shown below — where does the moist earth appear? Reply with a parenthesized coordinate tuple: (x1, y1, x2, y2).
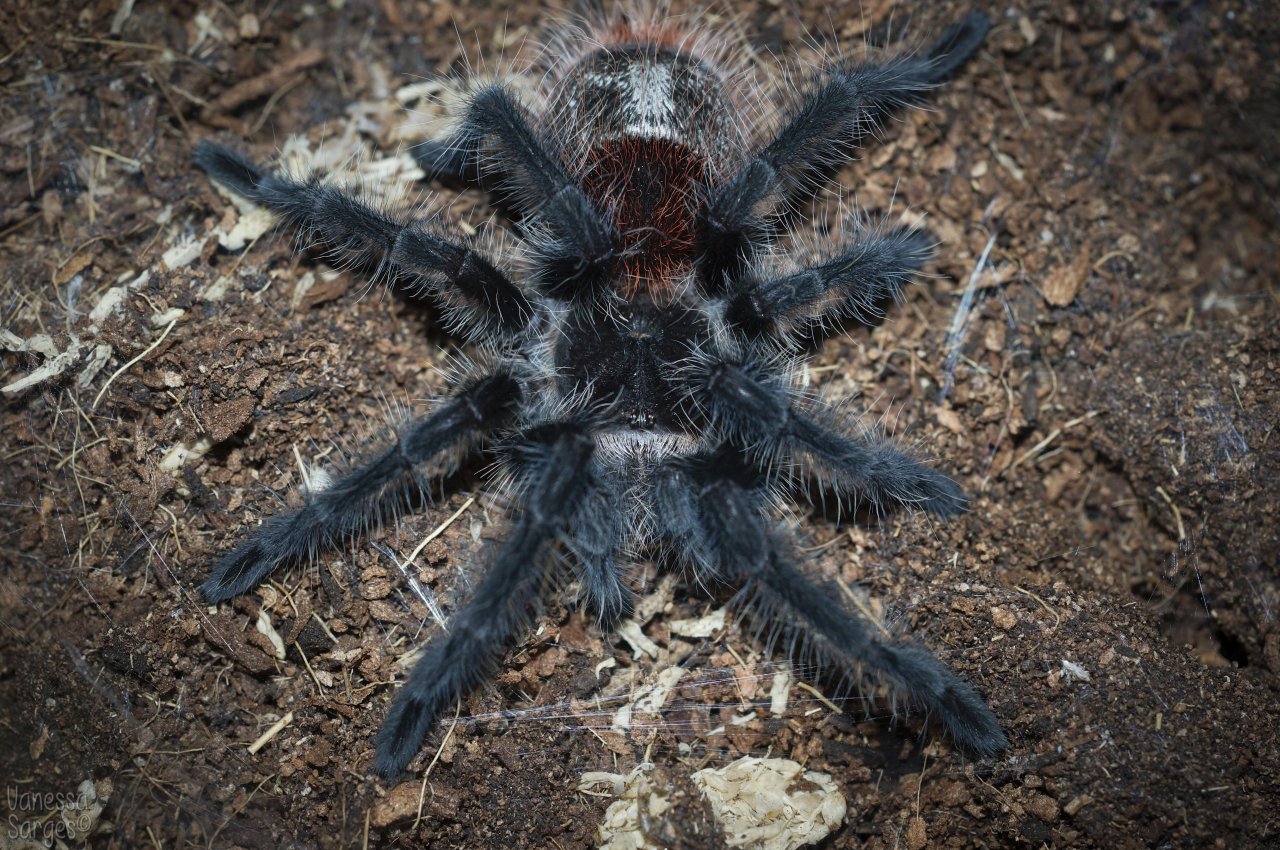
(1, 1, 1277, 848)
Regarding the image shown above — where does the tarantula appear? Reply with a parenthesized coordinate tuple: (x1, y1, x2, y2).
(196, 6, 1005, 779)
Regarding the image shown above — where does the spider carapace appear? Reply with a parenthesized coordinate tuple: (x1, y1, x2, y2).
(195, 6, 1005, 780)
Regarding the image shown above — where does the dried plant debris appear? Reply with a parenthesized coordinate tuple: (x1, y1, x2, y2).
(588, 758, 844, 850)
(692, 757, 847, 850)
(585, 765, 721, 850)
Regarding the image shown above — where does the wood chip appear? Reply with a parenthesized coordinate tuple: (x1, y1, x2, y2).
(203, 47, 325, 117)
(1043, 250, 1091, 307)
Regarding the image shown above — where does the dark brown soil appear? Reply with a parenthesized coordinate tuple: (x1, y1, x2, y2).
(2, 1, 1277, 848)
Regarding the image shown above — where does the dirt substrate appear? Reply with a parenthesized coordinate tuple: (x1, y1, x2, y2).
(2, 1, 1277, 848)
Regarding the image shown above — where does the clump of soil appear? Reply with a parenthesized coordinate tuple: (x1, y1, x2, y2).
(2, 1, 1276, 848)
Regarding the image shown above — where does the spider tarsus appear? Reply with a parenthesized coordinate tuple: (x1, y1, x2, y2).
(409, 137, 480, 183)
(912, 467, 969, 518)
(567, 482, 631, 628)
(201, 538, 277, 604)
(922, 10, 992, 82)
(661, 457, 1003, 759)
(872, 643, 1007, 757)
(202, 373, 522, 608)
(700, 365, 968, 520)
(194, 140, 270, 197)
(938, 677, 1010, 758)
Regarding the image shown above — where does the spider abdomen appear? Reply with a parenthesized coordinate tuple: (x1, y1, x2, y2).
(555, 41, 738, 298)
(580, 137, 702, 293)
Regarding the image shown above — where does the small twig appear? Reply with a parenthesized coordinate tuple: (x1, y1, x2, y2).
(412, 700, 462, 830)
(794, 681, 841, 714)
(248, 73, 306, 136)
(92, 319, 176, 409)
(1010, 410, 1100, 470)
(150, 72, 193, 137)
(209, 772, 277, 850)
(1091, 250, 1135, 272)
(916, 752, 928, 819)
(87, 144, 142, 169)
(1120, 303, 1158, 327)
(246, 711, 293, 754)
(997, 65, 1031, 132)
(204, 47, 324, 117)
(64, 36, 215, 73)
(53, 436, 108, 469)
(836, 577, 893, 640)
(799, 533, 848, 554)
(295, 641, 325, 693)
(723, 642, 748, 669)
(292, 443, 312, 492)
(939, 233, 997, 403)
(404, 495, 476, 567)
(1011, 585, 1061, 630)
(0, 212, 39, 240)
(1154, 485, 1186, 541)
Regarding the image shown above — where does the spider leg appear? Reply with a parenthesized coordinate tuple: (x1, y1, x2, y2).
(724, 225, 932, 338)
(654, 453, 1006, 758)
(698, 360, 966, 517)
(411, 86, 618, 298)
(410, 136, 479, 183)
(194, 142, 534, 339)
(698, 11, 989, 290)
(375, 422, 598, 778)
(565, 473, 632, 628)
(201, 371, 522, 603)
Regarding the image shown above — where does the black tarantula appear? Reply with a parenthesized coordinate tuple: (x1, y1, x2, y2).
(196, 5, 1005, 779)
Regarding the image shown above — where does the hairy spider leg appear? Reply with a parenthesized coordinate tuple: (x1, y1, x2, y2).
(698, 11, 991, 291)
(654, 453, 1007, 758)
(201, 372, 522, 603)
(699, 359, 967, 517)
(723, 225, 934, 340)
(562, 469, 633, 628)
(408, 87, 620, 299)
(375, 423, 599, 778)
(194, 142, 533, 340)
